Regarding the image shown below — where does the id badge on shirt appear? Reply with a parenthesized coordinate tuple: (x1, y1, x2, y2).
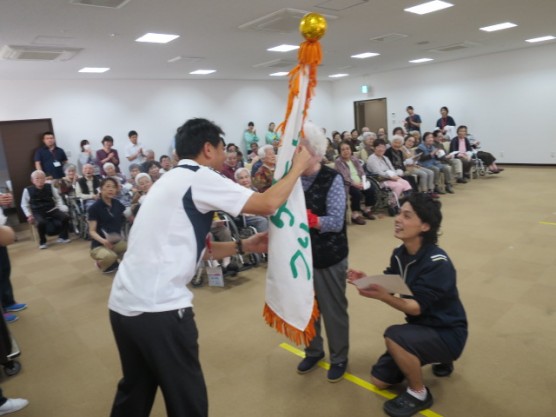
(53, 161, 62, 167)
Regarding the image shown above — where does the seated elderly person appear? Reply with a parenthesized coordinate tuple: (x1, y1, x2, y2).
(335, 141, 376, 225)
(54, 164, 79, 203)
(384, 136, 418, 191)
(234, 168, 269, 232)
(127, 163, 142, 187)
(401, 136, 437, 197)
(21, 170, 70, 249)
(448, 126, 474, 179)
(358, 131, 376, 162)
(88, 177, 128, 274)
(221, 151, 240, 181)
(252, 144, 276, 193)
(416, 132, 454, 194)
(468, 136, 504, 174)
(159, 155, 173, 174)
(76, 163, 101, 211)
(143, 160, 162, 182)
(432, 130, 466, 184)
(130, 173, 153, 217)
(367, 139, 413, 199)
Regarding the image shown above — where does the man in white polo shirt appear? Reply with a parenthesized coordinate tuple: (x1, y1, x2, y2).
(108, 117, 311, 417)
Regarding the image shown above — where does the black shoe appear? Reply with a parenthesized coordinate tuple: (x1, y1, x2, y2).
(434, 187, 446, 195)
(103, 262, 119, 274)
(432, 362, 454, 377)
(383, 388, 434, 417)
(445, 185, 455, 194)
(297, 354, 324, 374)
(456, 177, 467, 184)
(327, 361, 347, 382)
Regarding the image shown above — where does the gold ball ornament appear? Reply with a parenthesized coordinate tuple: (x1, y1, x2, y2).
(299, 13, 327, 41)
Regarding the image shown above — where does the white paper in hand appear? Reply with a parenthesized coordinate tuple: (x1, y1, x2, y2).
(352, 274, 413, 296)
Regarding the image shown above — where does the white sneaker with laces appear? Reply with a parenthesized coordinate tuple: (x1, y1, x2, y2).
(56, 238, 71, 244)
(0, 398, 29, 415)
(39, 244, 47, 250)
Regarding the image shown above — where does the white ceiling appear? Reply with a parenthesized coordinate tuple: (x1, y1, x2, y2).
(0, 0, 555, 81)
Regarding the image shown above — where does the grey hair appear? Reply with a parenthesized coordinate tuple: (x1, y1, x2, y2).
(135, 173, 152, 184)
(362, 131, 377, 140)
(31, 170, 45, 179)
(301, 121, 327, 158)
(258, 144, 274, 159)
(103, 162, 115, 171)
(234, 167, 250, 181)
(391, 135, 404, 144)
(64, 163, 77, 173)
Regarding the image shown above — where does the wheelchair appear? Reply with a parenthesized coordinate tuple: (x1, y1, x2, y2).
(66, 195, 89, 240)
(191, 211, 262, 287)
(362, 166, 400, 217)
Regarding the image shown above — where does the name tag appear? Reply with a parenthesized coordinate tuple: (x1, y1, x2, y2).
(207, 265, 224, 287)
(53, 161, 62, 167)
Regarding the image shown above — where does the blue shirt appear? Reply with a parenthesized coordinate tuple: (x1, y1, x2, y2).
(34, 146, 68, 179)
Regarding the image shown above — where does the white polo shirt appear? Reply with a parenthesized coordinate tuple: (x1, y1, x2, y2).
(125, 142, 145, 164)
(108, 159, 254, 316)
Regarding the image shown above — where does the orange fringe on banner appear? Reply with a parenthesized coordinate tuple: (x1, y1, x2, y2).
(263, 300, 320, 346)
(276, 39, 322, 141)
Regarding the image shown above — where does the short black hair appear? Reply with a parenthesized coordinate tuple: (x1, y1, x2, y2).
(433, 129, 442, 137)
(373, 138, 387, 148)
(100, 177, 119, 189)
(80, 139, 89, 150)
(159, 155, 170, 162)
(143, 160, 161, 173)
(128, 130, 138, 137)
(102, 135, 114, 144)
(399, 193, 442, 245)
(42, 131, 54, 139)
(406, 105, 414, 110)
(247, 121, 254, 127)
(440, 106, 449, 113)
(457, 125, 468, 133)
(392, 127, 404, 136)
(175, 118, 225, 160)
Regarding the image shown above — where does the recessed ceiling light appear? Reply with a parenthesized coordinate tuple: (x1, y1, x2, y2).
(267, 44, 299, 52)
(78, 67, 110, 73)
(409, 58, 434, 63)
(329, 73, 349, 78)
(404, 1, 453, 15)
(270, 72, 289, 76)
(351, 52, 380, 59)
(480, 22, 517, 32)
(189, 69, 216, 75)
(526, 35, 555, 43)
(135, 33, 179, 44)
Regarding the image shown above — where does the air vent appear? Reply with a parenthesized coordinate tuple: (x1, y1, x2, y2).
(239, 8, 337, 33)
(253, 59, 297, 69)
(315, 0, 368, 12)
(70, 0, 131, 9)
(429, 41, 480, 53)
(370, 33, 408, 42)
(0, 45, 82, 61)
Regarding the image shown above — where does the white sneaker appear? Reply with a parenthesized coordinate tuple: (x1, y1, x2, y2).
(0, 398, 29, 415)
(56, 238, 71, 244)
(39, 244, 48, 250)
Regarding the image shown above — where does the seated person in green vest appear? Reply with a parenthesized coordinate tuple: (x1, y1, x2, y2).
(20, 170, 70, 249)
(88, 177, 128, 274)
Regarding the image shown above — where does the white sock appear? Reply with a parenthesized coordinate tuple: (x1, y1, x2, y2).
(406, 386, 427, 401)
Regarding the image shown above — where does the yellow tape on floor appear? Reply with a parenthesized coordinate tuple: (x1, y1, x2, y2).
(539, 221, 556, 226)
(279, 342, 444, 417)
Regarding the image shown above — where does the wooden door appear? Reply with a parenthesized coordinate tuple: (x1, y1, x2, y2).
(353, 98, 388, 134)
(0, 119, 54, 223)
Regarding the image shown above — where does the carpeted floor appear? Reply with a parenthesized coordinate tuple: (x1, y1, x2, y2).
(2, 165, 555, 417)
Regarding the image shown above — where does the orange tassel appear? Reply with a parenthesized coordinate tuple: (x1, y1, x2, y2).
(277, 39, 322, 148)
(263, 301, 320, 346)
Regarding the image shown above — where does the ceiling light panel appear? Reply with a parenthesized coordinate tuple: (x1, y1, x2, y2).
(351, 52, 380, 59)
(329, 73, 349, 78)
(79, 67, 110, 73)
(267, 44, 299, 52)
(409, 58, 433, 63)
(135, 33, 179, 44)
(404, 1, 453, 15)
(189, 69, 216, 75)
(480, 22, 517, 32)
(525, 35, 555, 43)
(270, 72, 289, 76)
